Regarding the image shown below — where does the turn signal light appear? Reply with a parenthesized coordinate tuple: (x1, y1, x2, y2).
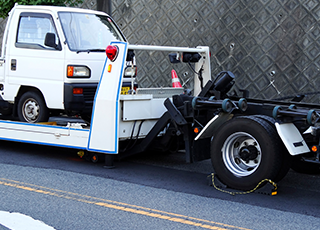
(67, 66, 74, 77)
(106, 45, 118, 62)
(194, 127, 199, 134)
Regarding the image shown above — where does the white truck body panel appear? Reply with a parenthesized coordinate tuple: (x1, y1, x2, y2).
(121, 96, 166, 121)
(6, 48, 65, 108)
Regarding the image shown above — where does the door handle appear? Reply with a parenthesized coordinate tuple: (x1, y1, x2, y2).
(11, 59, 16, 71)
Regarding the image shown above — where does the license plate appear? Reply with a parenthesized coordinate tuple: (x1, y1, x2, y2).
(121, 87, 130, 95)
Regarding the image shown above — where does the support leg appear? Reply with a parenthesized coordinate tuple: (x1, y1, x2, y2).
(104, 154, 115, 169)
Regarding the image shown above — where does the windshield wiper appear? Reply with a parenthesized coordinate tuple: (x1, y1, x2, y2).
(76, 49, 105, 54)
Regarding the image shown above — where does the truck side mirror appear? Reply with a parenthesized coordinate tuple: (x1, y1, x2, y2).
(44, 32, 57, 49)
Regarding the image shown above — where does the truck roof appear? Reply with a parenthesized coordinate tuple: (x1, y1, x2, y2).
(12, 4, 108, 16)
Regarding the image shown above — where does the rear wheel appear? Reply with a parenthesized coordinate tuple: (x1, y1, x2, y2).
(211, 116, 282, 190)
(17, 91, 49, 123)
(253, 115, 291, 182)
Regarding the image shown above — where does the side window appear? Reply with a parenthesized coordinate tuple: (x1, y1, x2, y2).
(16, 15, 60, 50)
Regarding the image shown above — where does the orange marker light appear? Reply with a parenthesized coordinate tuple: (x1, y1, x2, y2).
(312, 145, 318, 152)
(108, 64, 112, 73)
(67, 66, 74, 77)
(194, 127, 199, 134)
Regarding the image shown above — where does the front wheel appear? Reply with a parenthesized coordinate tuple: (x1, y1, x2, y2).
(211, 116, 282, 190)
(17, 91, 49, 123)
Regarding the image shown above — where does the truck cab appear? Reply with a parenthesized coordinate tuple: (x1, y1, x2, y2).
(0, 4, 126, 122)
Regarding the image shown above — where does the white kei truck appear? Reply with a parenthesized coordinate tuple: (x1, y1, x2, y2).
(0, 4, 131, 123)
(1, 5, 320, 193)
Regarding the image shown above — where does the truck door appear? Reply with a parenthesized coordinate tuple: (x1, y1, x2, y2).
(6, 12, 64, 109)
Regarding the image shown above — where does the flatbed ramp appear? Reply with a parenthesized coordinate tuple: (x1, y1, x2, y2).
(0, 120, 89, 149)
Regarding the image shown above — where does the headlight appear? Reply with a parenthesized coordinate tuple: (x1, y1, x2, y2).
(124, 65, 137, 78)
(67, 65, 91, 78)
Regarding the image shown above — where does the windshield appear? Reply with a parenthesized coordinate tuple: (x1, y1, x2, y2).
(58, 12, 125, 51)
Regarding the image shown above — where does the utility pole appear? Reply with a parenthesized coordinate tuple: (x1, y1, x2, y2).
(97, 0, 112, 16)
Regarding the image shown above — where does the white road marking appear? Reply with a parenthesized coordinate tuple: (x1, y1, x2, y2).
(0, 211, 55, 230)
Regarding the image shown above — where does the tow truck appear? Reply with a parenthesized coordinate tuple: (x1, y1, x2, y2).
(1, 40, 320, 192)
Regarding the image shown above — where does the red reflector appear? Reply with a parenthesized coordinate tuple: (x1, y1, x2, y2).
(73, 88, 83, 94)
(106, 45, 118, 62)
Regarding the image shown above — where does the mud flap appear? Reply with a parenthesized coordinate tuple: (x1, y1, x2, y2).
(275, 122, 309, 156)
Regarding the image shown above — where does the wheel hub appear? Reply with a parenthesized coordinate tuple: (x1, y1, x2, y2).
(239, 146, 258, 162)
(24, 100, 39, 121)
(222, 132, 262, 177)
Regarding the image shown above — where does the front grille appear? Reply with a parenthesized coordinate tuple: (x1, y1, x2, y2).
(83, 87, 97, 103)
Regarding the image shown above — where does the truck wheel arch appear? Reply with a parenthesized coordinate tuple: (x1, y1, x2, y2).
(15, 86, 46, 105)
(14, 87, 49, 123)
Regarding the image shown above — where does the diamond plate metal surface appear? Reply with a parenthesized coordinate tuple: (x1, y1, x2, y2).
(1, 0, 320, 103)
(111, 0, 320, 103)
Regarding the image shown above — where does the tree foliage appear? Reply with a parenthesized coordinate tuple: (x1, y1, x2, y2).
(0, 0, 83, 18)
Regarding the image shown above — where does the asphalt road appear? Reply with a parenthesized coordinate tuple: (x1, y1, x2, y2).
(0, 140, 319, 229)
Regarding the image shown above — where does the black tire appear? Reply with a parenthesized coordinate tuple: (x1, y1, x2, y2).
(253, 115, 291, 182)
(290, 156, 320, 174)
(211, 116, 282, 190)
(17, 91, 49, 123)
